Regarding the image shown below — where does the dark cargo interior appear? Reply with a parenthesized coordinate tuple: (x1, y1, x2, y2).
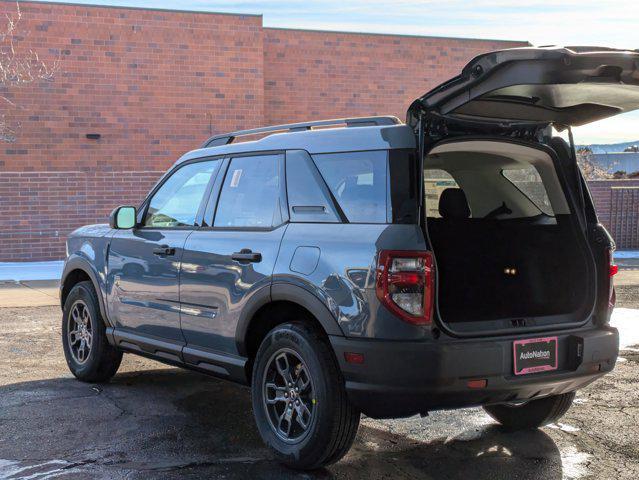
(424, 141, 593, 327)
(428, 207, 589, 323)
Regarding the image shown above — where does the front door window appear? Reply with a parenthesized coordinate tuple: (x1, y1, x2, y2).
(145, 160, 220, 228)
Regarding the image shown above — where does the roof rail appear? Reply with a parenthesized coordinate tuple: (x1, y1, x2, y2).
(201, 116, 401, 148)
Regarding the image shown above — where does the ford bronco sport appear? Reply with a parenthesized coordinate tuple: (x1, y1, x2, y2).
(61, 46, 630, 469)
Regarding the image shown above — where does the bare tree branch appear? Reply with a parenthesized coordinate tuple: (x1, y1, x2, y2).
(576, 147, 612, 180)
(0, 2, 59, 142)
(0, 114, 15, 142)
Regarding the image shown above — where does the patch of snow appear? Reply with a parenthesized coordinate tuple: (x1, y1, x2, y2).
(613, 250, 639, 259)
(560, 446, 593, 479)
(0, 261, 63, 282)
(548, 422, 580, 433)
(0, 459, 81, 479)
(610, 308, 639, 350)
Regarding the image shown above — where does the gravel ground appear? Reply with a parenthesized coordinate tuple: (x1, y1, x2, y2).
(0, 298, 638, 479)
(616, 285, 639, 309)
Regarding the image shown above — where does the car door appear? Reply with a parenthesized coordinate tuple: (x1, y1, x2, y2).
(179, 153, 288, 366)
(106, 158, 222, 357)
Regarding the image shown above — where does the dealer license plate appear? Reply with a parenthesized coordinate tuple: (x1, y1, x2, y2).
(513, 336, 558, 375)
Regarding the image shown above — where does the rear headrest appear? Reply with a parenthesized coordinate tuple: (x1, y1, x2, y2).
(439, 188, 470, 219)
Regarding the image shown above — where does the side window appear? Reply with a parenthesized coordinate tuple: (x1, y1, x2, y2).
(313, 151, 388, 223)
(286, 150, 340, 223)
(145, 160, 219, 228)
(214, 154, 283, 228)
(424, 169, 459, 218)
(502, 166, 554, 216)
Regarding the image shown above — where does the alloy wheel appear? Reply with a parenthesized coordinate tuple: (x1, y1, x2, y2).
(262, 348, 315, 443)
(67, 300, 93, 364)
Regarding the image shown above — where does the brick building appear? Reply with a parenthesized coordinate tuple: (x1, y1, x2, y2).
(0, 1, 634, 261)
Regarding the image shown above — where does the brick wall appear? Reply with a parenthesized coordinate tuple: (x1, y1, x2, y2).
(1, 1, 264, 261)
(263, 28, 522, 124)
(0, 1, 530, 261)
(1, 1, 264, 173)
(0, 171, 162, 259)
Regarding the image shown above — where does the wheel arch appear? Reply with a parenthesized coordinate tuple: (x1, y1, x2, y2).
(236, 283, 344, 363)
(60, 256, 109, 325)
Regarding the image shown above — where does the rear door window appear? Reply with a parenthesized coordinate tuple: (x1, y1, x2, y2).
(286, 150, 340, 223)
(312, 151, 388, 223)
(214, 154, 284, 228)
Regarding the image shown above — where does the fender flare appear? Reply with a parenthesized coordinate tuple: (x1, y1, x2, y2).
(60, 256, 110, 326)
(235, 282, 344, 357)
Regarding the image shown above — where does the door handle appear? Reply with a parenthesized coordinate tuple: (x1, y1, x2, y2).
(231, 249, 262, 263)
(152, 245, 175, 256)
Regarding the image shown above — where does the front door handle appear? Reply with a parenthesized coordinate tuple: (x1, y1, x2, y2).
(152, 245, 175, 256)
(231, 249, 262, 263)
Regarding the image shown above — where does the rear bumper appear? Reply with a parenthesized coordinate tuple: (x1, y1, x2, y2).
(329, 326, 619, 418)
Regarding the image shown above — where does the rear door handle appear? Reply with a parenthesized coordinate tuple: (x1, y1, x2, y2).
(152, 245, 175, 256)
(231, 249, 262, 263)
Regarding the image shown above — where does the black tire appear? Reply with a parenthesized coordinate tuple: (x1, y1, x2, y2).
(251, 322, 360, 470)
(483, 391, 576, 430)
(62, 281, 122, 382)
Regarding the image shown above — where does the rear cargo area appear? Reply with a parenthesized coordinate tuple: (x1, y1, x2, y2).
(428, 217, 589, 323)
(424, 140, 594, 328)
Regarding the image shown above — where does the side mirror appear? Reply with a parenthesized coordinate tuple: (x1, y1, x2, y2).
(109, 206, 137, 229)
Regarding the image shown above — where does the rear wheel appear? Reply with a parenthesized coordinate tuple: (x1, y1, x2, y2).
(251, 322, 360, 470)
(483, 391, 576, 430)
(62, 281, 122, 382)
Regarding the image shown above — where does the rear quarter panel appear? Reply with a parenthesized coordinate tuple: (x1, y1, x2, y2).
(274, 223, 429, 340)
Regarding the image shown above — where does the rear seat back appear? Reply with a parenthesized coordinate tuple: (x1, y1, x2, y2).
(438, 188, 471, 219)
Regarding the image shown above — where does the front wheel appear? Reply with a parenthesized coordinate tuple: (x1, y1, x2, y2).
(483, 391, 576, 430)
(62, 281, 122, 382)
(251, 322, 360, 470)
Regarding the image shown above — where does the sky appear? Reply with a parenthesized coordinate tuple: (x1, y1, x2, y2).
(35, 0, 639, 145)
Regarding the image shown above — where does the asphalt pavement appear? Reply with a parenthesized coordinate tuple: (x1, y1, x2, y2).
(0, 276, 638, 479)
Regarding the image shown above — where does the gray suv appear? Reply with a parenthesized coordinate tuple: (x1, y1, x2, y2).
(60, 46, 632, 469)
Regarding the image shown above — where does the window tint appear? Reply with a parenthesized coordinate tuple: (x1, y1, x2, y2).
(214, 154, 283, 228)
(424, 169, 459, 218)
(502, 166, 554, 216)
(145, 160, 219, 227)
(313, 151, 388, 223)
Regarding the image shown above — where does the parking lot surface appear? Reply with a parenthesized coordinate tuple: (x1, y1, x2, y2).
(0, 289, 638, 479)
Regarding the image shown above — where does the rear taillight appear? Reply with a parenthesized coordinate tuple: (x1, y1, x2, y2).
(609, 264, 619, 277)
(376, 250, 434, 325)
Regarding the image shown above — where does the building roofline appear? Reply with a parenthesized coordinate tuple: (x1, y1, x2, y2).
(1, 0, 262, 18)
(264, 26, 530, 45)
(6, 1, 530, 45)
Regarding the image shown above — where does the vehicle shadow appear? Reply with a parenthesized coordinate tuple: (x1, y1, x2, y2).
(0, 368, 563, 479)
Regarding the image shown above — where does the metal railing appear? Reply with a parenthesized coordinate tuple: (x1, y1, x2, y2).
(610, 186, 639, 248)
